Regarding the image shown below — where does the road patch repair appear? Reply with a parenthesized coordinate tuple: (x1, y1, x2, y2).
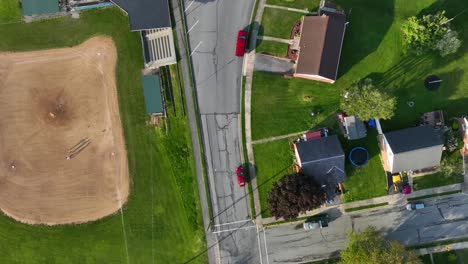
(0, 36, 128, 225)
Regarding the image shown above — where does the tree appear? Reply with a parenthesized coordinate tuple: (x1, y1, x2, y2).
(433, 29, 462, 57)
(267, 173, 325, 220)
(401, 11, 449, 55)
(339, 226, 421, 264)
(341, 78, 396, 121)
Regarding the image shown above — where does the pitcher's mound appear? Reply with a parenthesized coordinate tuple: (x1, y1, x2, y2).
(0, 37, 129, 225)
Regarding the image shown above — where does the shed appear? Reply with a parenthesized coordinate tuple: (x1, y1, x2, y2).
(142, 75, 164, 115)
(344, 116, 367, 140)
(21, 0, 59, 16)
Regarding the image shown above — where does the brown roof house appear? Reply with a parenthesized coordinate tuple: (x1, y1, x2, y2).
(380, 126, 444, 174)
(293, 2, 347, 83)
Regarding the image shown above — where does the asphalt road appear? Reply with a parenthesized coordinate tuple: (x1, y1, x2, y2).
(265, 193, 468, 263)
(183, 0, 262, 263)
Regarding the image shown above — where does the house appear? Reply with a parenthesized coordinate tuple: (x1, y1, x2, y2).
(21, 0, 60, 16)
(293, 135, 345, 200)
(142, 74, 165, 124)
(112, 0, 176, 69)
(380, 126, 444, 174)
(293, 3, 346, 83)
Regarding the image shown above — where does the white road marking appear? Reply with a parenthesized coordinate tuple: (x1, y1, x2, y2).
(184, 0, 195, 12)
(190, 41, 202, 56)
(256, 225, 264, 264)
(213, 225, 256, 234)
(213, 219, 253, 227)
(263, 227, 270, 264)
(187, 20, 199, 33)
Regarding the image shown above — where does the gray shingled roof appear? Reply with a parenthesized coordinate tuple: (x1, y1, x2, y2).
(295, 135, 346, 199)
(384, 126, 443, 154)
(112, 0, 171, 30)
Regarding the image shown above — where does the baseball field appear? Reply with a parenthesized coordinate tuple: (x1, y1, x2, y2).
(0, 6, 206, 263)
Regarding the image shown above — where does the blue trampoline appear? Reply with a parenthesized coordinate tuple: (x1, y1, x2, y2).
(349, 147, 369, 167)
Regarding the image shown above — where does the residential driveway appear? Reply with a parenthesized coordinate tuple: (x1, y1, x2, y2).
(264, 193, 468, 263)
(254, 54, 295, 74)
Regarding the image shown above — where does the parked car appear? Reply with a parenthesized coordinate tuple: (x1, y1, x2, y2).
(406, 202, 424, 211)
(235, 30, 248, 56)
(303, 217, 329, 230)
(236, 165, 245, 187)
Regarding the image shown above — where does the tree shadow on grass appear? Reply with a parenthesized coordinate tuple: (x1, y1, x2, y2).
(335, 0, 395, 78)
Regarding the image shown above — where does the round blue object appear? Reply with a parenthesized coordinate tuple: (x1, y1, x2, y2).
(349, 147, 369, 167)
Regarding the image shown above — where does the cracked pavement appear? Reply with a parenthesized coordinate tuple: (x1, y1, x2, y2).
(265, 193, 468, 263)
(183, 0, 260, 262)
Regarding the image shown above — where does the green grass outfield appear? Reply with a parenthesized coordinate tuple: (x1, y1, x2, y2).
(0, 8, 207, 263)
(0, 0, 21, 23)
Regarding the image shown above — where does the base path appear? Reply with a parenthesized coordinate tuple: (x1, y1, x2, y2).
(0, 37, 128, 225)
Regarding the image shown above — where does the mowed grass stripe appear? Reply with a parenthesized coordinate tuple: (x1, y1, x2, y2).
(0, 7, 206, 263)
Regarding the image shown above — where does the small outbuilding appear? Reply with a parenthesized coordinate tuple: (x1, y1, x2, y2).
(21, 0, 59, 16)
(343, 116, 367, 140)
(142, 74, 164, 124)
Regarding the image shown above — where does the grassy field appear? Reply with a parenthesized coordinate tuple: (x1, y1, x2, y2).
(0, 0, 21, 23)
(251, 72, 340, 140)
(0, 8, 206, 263)
(266, 0, 319, 10)
(253, 138, 295, 218)
(260, 8, 305, 39)
(341, 130, 388, 202)
(256, 40, 289, 57)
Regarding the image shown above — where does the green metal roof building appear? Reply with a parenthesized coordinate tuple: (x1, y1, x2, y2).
(142, 75, 164, 115)
(21, 0, 59, 16)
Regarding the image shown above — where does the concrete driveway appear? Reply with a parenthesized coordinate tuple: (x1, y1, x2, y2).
(254, 54, 295, 74)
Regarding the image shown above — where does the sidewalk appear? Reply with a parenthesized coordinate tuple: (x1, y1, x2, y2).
(252, 130, 306, 145)
(244, 0, 267, 226)
(264, 4, 317, 14)
(415, 241, 468, 256)
(257, 35, 293, 44)
(262, 184, 463, 226)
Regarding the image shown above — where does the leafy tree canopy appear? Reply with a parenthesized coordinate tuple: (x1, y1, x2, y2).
(401, 11, 450, 55)
(341, 78, 396, 121)
(267, 173, 325, 220)
(339, 226, 421, 264)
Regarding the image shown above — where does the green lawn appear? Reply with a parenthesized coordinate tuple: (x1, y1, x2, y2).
(253, 138, 295, 218)
(341, 130, 388, 202)
(266, 0, 319, 10)
(260, 8, 305, 39)
(413, 150, 464, 190)
(256, 40, 289, 57)
(0, 8, 206, 263)
(420, 249, 468, 264)
(0, 0, 21, 23)
(251, 72, 340, 140)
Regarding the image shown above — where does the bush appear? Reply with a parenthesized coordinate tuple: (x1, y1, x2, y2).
(433, 30, 462, 57)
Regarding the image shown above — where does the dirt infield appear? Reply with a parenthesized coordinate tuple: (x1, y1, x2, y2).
(0, 37, 129, 225)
